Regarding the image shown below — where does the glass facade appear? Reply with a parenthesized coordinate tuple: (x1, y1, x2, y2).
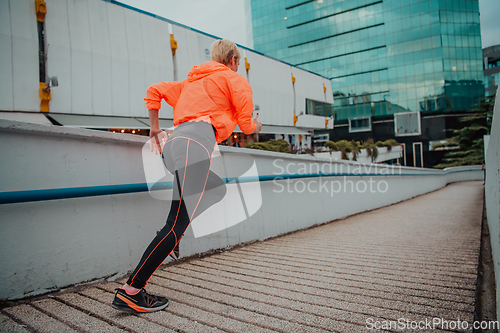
(251, 0, 484, 120)
(485, 73, 499, 89)
(483, 45, 500, 97)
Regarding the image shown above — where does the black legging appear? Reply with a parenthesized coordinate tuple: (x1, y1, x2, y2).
(127, 121, 226, 289)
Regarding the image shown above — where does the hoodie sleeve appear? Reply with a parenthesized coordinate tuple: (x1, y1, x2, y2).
(227, 73, 255, 134)
(144, 80, 186, 110)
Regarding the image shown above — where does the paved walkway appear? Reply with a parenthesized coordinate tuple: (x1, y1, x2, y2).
(1, 181, 484, 332)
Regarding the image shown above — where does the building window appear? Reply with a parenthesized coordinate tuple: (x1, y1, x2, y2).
(484, 73, 499, 89)
(314, 133, 330, 144)
(348, 117, 371, 133)
(488, 60, 499, 68)
(394, 111, 421, 137)
(305, 99, 334, 117)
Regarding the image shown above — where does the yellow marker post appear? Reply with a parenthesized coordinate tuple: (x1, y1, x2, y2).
(35, 0, 46, 22)
(170, 34, 177, 55)
(39, 83, 51, 112)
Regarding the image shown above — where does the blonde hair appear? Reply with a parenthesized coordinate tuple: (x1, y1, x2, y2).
(210, 39, 241, 65)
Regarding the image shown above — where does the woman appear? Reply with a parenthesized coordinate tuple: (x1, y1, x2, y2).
(112, 39, 262, 313)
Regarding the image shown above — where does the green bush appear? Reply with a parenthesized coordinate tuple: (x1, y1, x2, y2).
(362, 139, 378, 162)
(371, 139, 400, 151)
(336, 140, 351, 160)
(324, 141, 338, 152)
(251, 137, 400, 159)
(246, 139, 291, 153)
(383, 139, 399, 152)
(434, 94, 494, 168)
(349, 140, 361, 161)
(246, 142, 269, 151)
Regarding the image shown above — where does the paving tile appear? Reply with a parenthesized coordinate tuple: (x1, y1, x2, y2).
(201, 255, 476, 300)
(32, 297, 125, 332)
(98, 282, 271, 333)
(142, 278, 315, 332)
(228, 247, 476, 290)
(154, 268, 413, 330)
(0, 313, 30, 333)
(237, 244, 478, 279)
(183, 260, 474, 312)
(3, 304, 77, 332)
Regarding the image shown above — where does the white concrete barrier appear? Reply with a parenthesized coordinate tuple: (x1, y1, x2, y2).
(0, 119, 483, 300)
(485, 89, 500, 321)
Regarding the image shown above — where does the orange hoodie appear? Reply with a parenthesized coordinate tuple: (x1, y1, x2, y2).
(144, 61, 255, 143)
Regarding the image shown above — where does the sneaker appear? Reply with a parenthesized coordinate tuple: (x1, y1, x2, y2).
(111, 288, 169, 313)
(157, 230, 180, 260)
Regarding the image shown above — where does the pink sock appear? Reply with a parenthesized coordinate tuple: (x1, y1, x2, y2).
(122, 284, 140, 295)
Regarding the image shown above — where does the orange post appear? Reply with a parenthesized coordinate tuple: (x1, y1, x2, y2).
(35, 0, 47, 22)
(39, 82, 51, 112)
(170, 34, 177, 55)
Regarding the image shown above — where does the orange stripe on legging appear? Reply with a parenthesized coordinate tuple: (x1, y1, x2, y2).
(188, 141, 217, 221)
(129, 139, 190, 285)
(176, 141, 217, 241)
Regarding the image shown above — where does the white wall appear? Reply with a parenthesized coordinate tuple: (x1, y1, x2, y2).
(293, 65, 334, 113)
(296, 113, 328, 128)
(172, 25, 204, 82)
(244, 51, 295, 126)
(485, 88, 500, 321)
(0, 119, 483, 300)
(44, 0, 175, 117)
(0, 0, 39, 112)
(1, 0, 333, 130)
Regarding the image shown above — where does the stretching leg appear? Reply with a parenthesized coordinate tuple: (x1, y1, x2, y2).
(127, 128, 225, 289)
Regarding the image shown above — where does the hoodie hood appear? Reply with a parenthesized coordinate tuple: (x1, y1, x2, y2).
(187, 61, 230, 82)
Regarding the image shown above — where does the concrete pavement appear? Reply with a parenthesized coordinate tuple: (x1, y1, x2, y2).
(1, 181, 484, 332)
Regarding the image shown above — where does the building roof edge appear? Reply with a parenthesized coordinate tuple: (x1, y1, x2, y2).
(105, 0, 330, 80)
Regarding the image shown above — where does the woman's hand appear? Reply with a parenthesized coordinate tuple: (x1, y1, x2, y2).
(150, 127, 167, 155)
(253, 113, 262, 133)
(148, 109, 167, 154)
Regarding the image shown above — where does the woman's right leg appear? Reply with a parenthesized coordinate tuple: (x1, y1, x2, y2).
(111, 137, 208, 312)
(113, 122, 225, 312)
(126, 137, 212, 289)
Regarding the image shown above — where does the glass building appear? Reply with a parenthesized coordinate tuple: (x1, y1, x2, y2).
(483, 45, 500, 98)
(250, 0, 484, 121)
